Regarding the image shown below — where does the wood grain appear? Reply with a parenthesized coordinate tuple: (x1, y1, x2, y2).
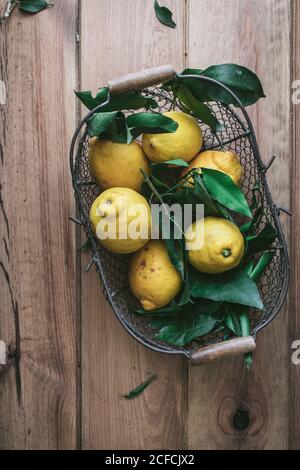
(187, 0, 291, 450)
(80, 0, 186, 450)
(0, 0, 297, 450)
(0, 0, 78, 449)
(290, 0, 300, 450)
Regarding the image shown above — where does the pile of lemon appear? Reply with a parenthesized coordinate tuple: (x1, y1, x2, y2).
(89, 111, 244, 311)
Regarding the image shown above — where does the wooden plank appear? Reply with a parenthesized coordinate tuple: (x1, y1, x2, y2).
(187, 0, 291, 449)
(290, 0, 300, 450)
(80, 0, 186, 450)
(0, 0, 78, 449)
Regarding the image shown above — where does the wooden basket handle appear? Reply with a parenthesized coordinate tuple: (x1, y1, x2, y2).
(190, 336, 256, 366)
(108, 65, 176, 95)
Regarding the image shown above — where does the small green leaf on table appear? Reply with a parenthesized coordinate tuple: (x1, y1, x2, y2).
(202, 168, 252, 218)
(154, 0, 176, 29)
(123, 374, 157, 400)
(19, 0, 49, 13)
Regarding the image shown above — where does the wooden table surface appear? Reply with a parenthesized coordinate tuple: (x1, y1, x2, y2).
(0, 0, 299, 450)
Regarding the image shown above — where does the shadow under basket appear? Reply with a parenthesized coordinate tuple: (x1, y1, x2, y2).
(69, 65, 289, 366)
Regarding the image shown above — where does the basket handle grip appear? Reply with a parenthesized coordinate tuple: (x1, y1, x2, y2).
(108, 65, 176, 95)
(190, 336, 256, 366)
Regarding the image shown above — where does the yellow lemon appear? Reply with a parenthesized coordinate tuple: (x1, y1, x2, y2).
(88, 139, 151, 192)
(129, 240, 183, 311)
(89, 187, 151, 254)
(185, 217, 244, 274)
(181, 150, 243, 186)
(142, 111, 203, 163)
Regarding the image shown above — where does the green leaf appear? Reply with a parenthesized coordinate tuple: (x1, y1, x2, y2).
(177, 281, 191, 306)
(239, 309, 251, 337)
(225, 311, 241, 336)
(240, 221, 252, 234)
(202, 168, 252, 218)
(182, 68, 204, 76)
(150, 160, 188, 188)
(151, 175, 170, 192)
(87, 111, 133, 143)
(202, 64, 266, 106)
(156, 313, 216, 347)
(244, 260, 254, 276)
(19, 0, 49, 13)
(154, 0, 176, 28)
(127, 112, 178, 137)
(224, 304, 251, 339)
(135, 303, 183, 316)
(250, 251, 275, 282)
(244, 352, 253, 369)
(238, 309, 253, 369)
(149, 315, 179, 329)
(246, 223, 277, 257)
(105, 113, 133, 144)
(176, 84, 223, 132)
(138, 298, 221, 319)
(181, 64, 266, 107)
(87, 111, 119, 137)
(123, 375, 157, 400)
(166, 187, 196, 206)
(75, 88, 157, 111)
(189, 268, 264, 310)
(164, 239, 184, 280)
(87, 110, 176, 143)
(75, 88, 108, 110)
(153, 159, 189, 168)
(247, 207, 264, 234)
(193, 173, 221, 216)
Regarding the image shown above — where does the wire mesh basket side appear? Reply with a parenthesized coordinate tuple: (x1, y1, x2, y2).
(71, 85, 289, 355)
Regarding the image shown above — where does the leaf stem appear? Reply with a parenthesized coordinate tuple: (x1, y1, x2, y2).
(141, 168, 184, 237)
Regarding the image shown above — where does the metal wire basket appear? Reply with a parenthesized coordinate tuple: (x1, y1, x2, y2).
(69, 65, 289, 365)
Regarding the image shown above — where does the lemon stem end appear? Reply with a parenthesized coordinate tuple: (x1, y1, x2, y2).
(222, 249, 231, 258)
